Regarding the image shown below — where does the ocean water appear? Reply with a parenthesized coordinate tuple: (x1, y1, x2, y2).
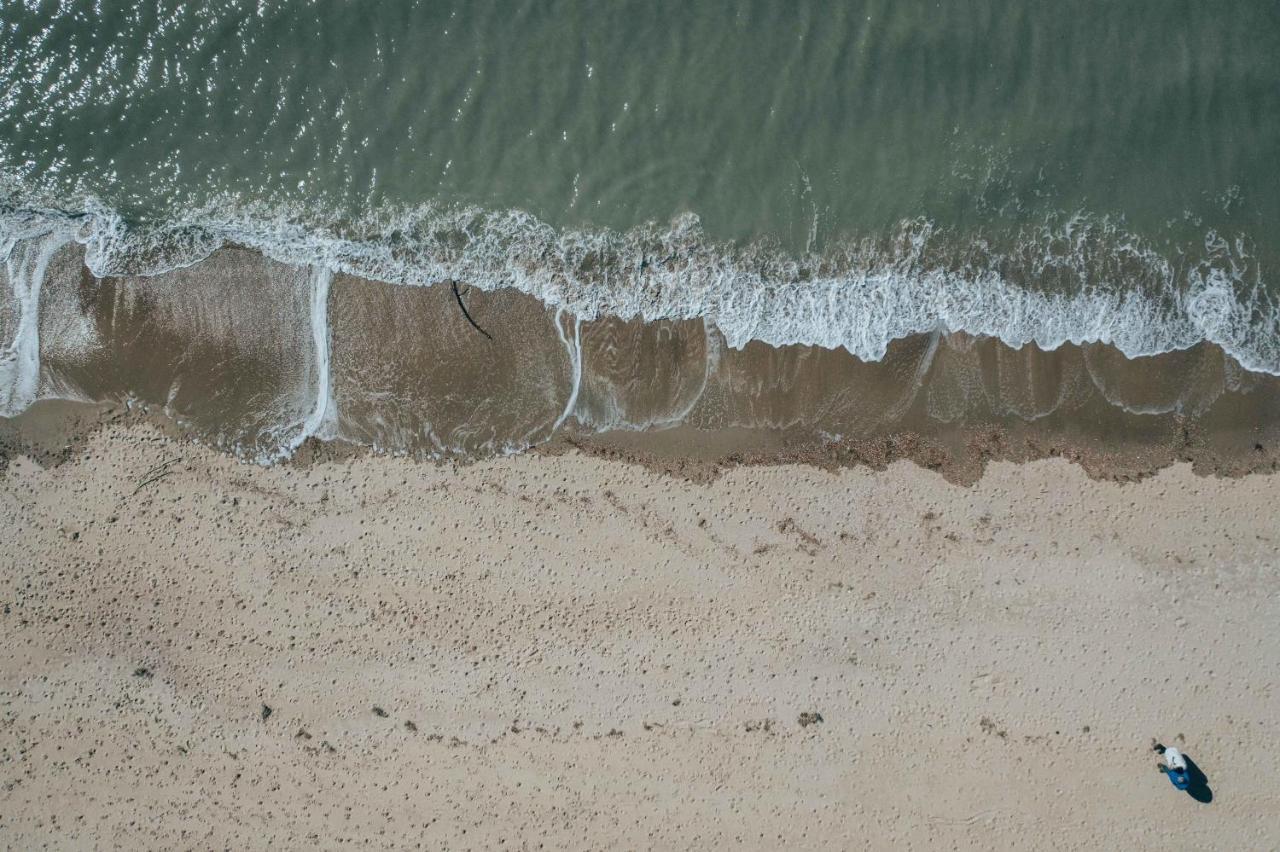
(2, 1, 1279, 460)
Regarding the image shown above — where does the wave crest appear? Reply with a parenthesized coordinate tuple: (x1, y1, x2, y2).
(3, 198, 1277, 375)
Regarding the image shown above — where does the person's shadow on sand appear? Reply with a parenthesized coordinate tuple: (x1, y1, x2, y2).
(1182, 755, 1213, 804)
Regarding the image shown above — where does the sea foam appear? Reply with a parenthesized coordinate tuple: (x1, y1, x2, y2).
(3, 199, 1278, 394)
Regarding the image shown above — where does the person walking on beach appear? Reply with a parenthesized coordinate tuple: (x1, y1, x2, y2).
(1154, 742, 1190, 790)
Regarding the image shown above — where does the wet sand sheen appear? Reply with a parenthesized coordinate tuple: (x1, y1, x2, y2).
(3, 244, 1280, 479)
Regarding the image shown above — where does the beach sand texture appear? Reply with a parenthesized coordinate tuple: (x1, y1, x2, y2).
(2, 421, 1277, 849)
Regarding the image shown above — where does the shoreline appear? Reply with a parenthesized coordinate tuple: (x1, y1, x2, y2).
(2, 419, 1277, 847)
(5, 5, 1279, 846)
(5, 206, 1280, 374)
(5, 242, 1280, 472)
(5, 397, 1280, 487)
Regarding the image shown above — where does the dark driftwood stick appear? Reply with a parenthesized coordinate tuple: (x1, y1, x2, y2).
(452, 281, 493, 340)
(131, 457, 182, 495)
(132, 469, 173, 495)
(140, 457, 181, 480)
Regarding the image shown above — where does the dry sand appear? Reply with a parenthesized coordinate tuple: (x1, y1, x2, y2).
(1, 422, 1278, 849)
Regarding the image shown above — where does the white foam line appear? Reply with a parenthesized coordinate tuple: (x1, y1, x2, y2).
(551, 306, 583, 434)
(304, 265, 335, 439)
(0, 230, 68, 417)
(301, 265, 336, 439)
(204, 211, 1280, 377)
(13, 203, 1280, 379)
(661, 320, 721, 429)
(271, 265, 335, 461)
(620, 320, 721, 433)
(875, 329, 942, 428)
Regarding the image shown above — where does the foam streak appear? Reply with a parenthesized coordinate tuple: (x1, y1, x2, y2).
(270, 265, 335, 461)
(551, 307, 583, 434)
(0, 229, 69, 417)
(8, 204, 1280, 380)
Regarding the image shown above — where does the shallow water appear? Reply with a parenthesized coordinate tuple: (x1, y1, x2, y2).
(1, 242, 1276, 468)
(2, 2, 1279, 457)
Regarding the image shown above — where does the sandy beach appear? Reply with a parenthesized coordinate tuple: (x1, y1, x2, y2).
(5, 1, 1280, 847)
(2, 418, 1277, 849)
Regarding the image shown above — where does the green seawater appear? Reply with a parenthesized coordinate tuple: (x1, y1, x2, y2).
(1, 0, 1279, 369)
(3, 0, 1276, 240)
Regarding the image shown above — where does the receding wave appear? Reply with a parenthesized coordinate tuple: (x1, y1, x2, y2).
(3, 198, 1276, 377)
(4, 196, 1280, 477)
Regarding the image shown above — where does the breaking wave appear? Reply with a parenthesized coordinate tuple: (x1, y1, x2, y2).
(3, 197, 1278, 376)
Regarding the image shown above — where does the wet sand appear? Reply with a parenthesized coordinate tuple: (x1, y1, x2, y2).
(4, 243, 1280, 475)
(2, 418, 1278, 848)
(5, 241, 1280, 848)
